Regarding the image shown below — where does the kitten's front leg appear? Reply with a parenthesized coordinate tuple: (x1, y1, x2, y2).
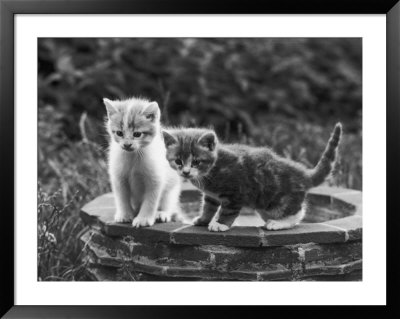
(193, 195, 220, 226)
(112, 176, 135, 223)
(208, 201, 241, 232)
(132, 182, 162, 228)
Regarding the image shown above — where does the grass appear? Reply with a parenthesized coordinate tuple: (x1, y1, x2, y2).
(38, 105, 110, 280)
(38, 105, 362, 281)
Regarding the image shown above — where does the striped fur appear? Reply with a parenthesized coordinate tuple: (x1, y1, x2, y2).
(163, 123, 342, 232)
(309, 123, 342, 186)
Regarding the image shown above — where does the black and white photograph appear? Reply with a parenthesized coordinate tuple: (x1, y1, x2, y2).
(38, 37, 362, 282)
(1, 0, 398, 315)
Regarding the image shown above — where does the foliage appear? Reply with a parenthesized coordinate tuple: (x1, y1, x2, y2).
(39, 38, 361, 140)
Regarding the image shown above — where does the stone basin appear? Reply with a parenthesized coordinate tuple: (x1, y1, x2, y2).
(79, 183, 362, 281)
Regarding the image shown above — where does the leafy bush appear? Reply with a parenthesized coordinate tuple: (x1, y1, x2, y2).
(39, 38, 361, 140)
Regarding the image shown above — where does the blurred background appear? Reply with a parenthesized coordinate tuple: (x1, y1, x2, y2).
(38, 38, 362, 281)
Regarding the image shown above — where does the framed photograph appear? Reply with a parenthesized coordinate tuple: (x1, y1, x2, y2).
(1, 0, 399, 317)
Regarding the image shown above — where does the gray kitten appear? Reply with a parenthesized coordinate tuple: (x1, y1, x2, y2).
(162, 124, 342, 232)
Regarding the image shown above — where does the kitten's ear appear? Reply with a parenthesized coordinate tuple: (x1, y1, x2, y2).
(198, 131, 218, 151)
(144, 102, 160, 122)
(103, 98, 117, 117)
(162, 130, 177, 147)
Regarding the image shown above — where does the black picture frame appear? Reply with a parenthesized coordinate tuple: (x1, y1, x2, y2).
(1, 0, 399, 318)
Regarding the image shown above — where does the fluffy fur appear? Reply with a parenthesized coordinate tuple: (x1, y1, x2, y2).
(104, 97, 182, 228)
(163, 124, 342, 232)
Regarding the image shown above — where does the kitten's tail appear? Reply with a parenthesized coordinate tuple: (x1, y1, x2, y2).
(309, 123, 342, 187)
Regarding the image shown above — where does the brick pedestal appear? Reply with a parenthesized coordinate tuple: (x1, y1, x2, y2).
(80, 184, 362, 281)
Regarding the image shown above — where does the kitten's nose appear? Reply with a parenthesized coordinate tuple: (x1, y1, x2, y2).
(123, 143, 132, 150)
(182, 170, 190, 177)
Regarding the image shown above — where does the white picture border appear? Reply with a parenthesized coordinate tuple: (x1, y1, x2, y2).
(16, 14, 386, 305)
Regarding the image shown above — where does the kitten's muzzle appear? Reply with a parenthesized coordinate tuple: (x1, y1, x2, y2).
(122, 143, 134, 151)
(182, 170, 191, 177)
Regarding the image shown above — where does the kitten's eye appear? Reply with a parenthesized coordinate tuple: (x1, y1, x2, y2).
(192, 159, 200, 167)
(116, 131, 123, 137)
(175, 159, 183, 166)
(133, 132, 142, 138)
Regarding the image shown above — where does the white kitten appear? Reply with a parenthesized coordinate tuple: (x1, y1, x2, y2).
(104, 97, 182, 228)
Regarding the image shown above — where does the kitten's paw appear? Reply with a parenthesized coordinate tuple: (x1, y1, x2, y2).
(131, 215, 155, 228)
(156, 211, 172, 223)
(192, 216, 209, 226)
(114, 214, 132, 223)
(264, 219, 294, 231)
(208, 220, 230, 232)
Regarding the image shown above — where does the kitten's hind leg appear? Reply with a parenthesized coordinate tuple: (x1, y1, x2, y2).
(132, 184, 162, 228)
(208, 201, 241, 232)
(130, 197, 140, 217)
(260, 194, 306, 231)
(263, 207, 305, 230)
(193, 195, 220, 226)
(157, 183, 181, 223)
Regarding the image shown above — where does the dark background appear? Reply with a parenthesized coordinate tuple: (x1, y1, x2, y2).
(38, 38, 362, 281)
